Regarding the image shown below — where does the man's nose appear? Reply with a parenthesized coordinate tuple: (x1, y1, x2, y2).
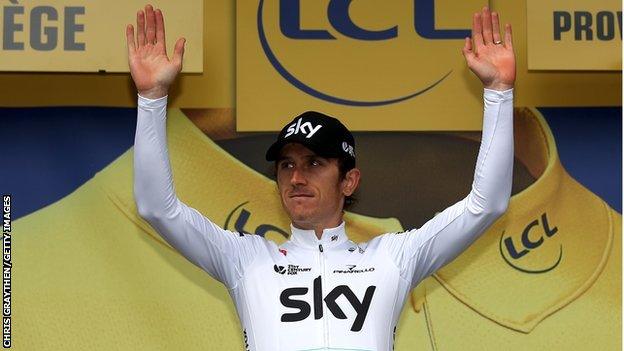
(290, 167, 307, 185)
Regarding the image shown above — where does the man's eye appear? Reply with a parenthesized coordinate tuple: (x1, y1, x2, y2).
(280, 162, 293, 169)
(311, 159, 321, 166)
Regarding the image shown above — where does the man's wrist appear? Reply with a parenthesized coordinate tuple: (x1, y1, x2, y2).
(484, 82, 514, 91)
(138, 87, 168, 100)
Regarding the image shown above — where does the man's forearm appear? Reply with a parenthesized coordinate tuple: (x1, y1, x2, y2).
(133, 94, 177, 218)
(466, 87, 514, 215)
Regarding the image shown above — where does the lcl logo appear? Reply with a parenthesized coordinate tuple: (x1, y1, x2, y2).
(279, 0, 470, 40)
(257, 0, 469, 106)
(499, 212, 561, 274)
(225, 201, 289, 238)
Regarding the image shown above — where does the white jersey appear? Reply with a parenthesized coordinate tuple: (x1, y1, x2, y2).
(133, 88, 514, 351)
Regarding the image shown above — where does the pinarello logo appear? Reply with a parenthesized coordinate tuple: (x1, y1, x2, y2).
(279, 248, 288, 256)
(333, 264, 375, 274)
(257, 0, 470, 106)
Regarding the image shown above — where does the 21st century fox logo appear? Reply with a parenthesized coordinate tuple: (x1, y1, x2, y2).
(257, 0, 472, 106)
(274, 264, 312, 275)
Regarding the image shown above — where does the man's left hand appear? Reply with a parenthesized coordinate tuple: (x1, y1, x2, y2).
(462, 7, 515, 91)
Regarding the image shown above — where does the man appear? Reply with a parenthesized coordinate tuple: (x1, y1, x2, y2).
(129, 4, 515, 350)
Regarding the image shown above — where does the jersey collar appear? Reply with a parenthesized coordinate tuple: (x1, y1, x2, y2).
(418, 107, 617, 333)
(289, 221, 350, 250)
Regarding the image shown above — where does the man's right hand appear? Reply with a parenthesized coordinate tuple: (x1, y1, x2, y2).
(126, 4, 186, 99)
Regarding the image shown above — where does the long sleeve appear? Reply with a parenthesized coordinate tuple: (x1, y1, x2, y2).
(132, 94, 264, 290)
(376, 88, 514, 290)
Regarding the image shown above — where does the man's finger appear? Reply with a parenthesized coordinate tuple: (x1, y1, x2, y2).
(504, 23, 513, 49)
(462, 37, 472, 53)
(146, 4, 156, 44)
(137, 10, 145, 47)
(155, 9, 166, 51)
(481, 7, 493, 43)
(126, 24, 136, 54)
(172, 38, 186, 70)
(462, 37, 476, 63)
(472, 13, 484, 49)
(492, 12, 501, 43)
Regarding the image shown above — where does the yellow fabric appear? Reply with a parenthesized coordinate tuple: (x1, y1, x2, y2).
(395, 108, 622, 350)
(14, 107, 620, 350)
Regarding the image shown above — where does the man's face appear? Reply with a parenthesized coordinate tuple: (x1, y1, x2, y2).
(276, 143, 346, 228)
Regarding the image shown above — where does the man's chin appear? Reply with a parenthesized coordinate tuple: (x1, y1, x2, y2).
(290, 211, 312, 222)
(282, 199, 319, 223)
(287, 209, 315, 225)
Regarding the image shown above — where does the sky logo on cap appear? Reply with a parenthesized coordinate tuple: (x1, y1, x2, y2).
(284, 117, 323, 139)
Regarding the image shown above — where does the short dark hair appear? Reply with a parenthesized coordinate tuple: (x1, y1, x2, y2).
(272, 156, 358, 211)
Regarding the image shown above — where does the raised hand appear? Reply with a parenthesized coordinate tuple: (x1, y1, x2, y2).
(462, 7, 515, 91)
(126, 4, 186, 99)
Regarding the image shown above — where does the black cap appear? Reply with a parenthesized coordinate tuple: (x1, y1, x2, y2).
(265, 111, 356, 164)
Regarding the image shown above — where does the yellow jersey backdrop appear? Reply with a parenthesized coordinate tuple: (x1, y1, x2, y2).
(13, 107, 621, 350)
(0, 0, 203, 72)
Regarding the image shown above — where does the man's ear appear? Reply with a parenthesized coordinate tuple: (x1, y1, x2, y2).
(342, 168, 361, 196)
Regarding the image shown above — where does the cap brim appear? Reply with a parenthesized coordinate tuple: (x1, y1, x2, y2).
(265, 139, 338, 161)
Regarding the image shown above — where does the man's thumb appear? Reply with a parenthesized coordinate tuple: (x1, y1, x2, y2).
(172, 38, 186, 69)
